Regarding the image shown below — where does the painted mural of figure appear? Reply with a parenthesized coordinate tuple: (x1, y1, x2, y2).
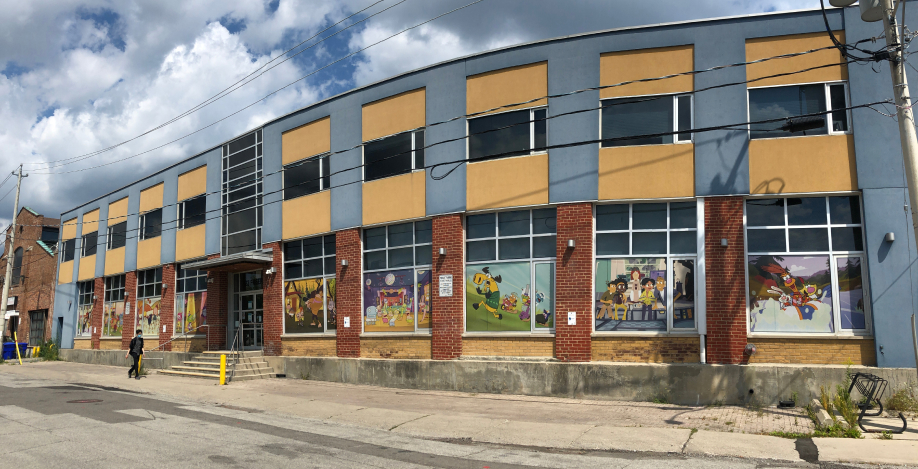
(285, 282, 305, 326)
(761, 263, 822, 320)
(638, 277, 656, 320)
(471, 267, 503, 320)
(628, 268, 642, 303)
(501, 292, 519, 313)
(305, 288, 323, 328)
(653, 277, 667, 313)
(520, 285, 531, 321)
(597, 281, 615, 320)
(418, 284, 430, 324)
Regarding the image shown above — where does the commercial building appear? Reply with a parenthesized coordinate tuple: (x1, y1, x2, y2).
(52, 6, 918, 369)
(2, 207, 60, 345)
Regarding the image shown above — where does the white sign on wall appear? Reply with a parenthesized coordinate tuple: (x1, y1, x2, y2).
(343, 316, 351, 328)
(438, 275, 453, 297)
(567, 312, 576, 326)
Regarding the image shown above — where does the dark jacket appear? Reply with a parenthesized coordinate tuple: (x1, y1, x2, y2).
(129, 336, 144, 357)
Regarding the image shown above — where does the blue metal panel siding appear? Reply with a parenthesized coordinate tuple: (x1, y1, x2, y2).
(124, 186, 141, 272)
(545, 40, 599, 203)
(204, 148, 222, 257)
(330, 96, 363, 230)
(161, 172, 178, 264)
(94, 203, 108, 278)
(425, 61, 467, 215)
(862, 188, 916, 368)
(52, 282, 77, 349)
(261, 128, 283, 244)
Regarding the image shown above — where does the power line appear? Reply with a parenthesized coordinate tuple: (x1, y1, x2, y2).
(29, 5, 857, 177)
(14, 99, 891, 253)
(28, 0, 485, 173)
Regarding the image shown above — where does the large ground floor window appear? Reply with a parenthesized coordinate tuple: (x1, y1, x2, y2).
(284, 235, 336, 334)
(175, 268, 208, 335)
(102, 275, 126, 337)
(76, 280, 93, 337)
(136, 268, 162, 337)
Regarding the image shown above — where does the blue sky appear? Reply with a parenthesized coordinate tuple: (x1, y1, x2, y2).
(0, 0, 825, 243)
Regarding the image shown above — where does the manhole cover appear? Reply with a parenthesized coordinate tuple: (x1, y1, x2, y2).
(67, 399, 103, 404)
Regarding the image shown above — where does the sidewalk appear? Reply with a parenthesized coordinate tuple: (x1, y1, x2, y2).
(2, 361, 916, 466)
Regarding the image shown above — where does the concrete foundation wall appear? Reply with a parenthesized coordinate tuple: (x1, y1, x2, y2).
(60, 349, 196, 370)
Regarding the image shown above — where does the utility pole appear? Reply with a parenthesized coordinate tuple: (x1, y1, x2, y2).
(0, 165, 25, 341)
(881, 0, 918, 256)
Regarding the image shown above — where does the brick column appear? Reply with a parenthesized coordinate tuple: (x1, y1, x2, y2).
(554, 203, 593, 362)
(262, 242, 284, 356)
(121, 271, 137, 350)
(335, 229, 361, 358)
(159, 265, 175, 351)
(431, 214, 463, 360)
(205, 254, 228, 350)
(91, 277, 104, 349)
(704, 196, 747, 364)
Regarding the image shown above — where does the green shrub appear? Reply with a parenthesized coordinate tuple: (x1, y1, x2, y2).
(885, 386, 918, 414)
(37, 340, 60, 361)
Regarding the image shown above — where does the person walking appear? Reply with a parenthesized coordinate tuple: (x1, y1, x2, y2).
(126, 329, 145, 379)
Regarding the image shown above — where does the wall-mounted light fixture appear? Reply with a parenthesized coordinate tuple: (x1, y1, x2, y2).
(721, 238, 729, 247)
(125, 292, 130, 300)
(567, 239, 576, 249)
(162, 284, 168, 291)
(439, 248, 447, 256)
(265, 267, 276, 275)
(885, 232, 895, 243)
(341, 259, 348, 267)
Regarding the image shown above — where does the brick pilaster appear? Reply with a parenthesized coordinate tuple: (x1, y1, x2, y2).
(431, 214, 463, 360)
(121, 271, 137, 350)
(704, 196, 747, 364)
(205, 254, 228, 351)
(262, 242, 284, 356)
(91, 277, 103, 349)
(554, 203, 593, 362)
(335, 229, 361, 358)
(159, 264, 175, 351)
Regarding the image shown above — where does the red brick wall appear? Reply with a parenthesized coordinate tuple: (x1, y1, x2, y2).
(704, 197, 747, 364)
(262, 242, 284, 356)
(159, 264, 175, 351)
(554, 203, 593, 362)
(205, 254, 228, 350)
(120, 271, 137, 350)
(335, 229, 361, 358)
(431, 214, 463, 360)
(91, 277, 104, 349)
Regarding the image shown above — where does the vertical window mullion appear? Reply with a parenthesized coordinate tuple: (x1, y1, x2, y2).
(530, 109, 535, 153)
(825, 197, 834, 252)
(411, 132, 416, 171)
(783, 199, 790, 252)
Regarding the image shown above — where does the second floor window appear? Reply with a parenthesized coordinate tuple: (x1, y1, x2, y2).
(364, 129, 425, 182)
(748, 82, 849, 139)
(140, 208, 162, 240)
(61, 239, 75, 262)
(178, 195, 206, 230)
(41, 227, 59, 250)
(285, 154, 330, 200)
(469, 108, 546, 162)
(82, 231, 98, 257)
(601, 94, 692, 147)
(107, 222, 127, 250)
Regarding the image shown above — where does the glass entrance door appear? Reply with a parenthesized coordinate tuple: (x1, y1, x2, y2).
(231, 271, 263, 350)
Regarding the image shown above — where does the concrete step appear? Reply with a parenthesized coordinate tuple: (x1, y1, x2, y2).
(230, 373, 277, 381)
(171, 366, 220, 374)
(190, 357, 268, 365)
(182, 360, 271, 369)
(201, 350, 264, 358)
(158, 370, 219, 380)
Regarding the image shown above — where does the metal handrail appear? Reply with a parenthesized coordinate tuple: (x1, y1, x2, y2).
(227, 325, 242, 383)
(144, 324, 212, 356)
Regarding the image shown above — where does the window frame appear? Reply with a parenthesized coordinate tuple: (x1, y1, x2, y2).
(61, 238, 76, 263)
(102, 274, 126, 338)
(76, 280, 94, 337)
(139, 208, 163, 241)
(174, 267, 208, 337)
(743, 193, 870, 337)
(107, 221, 127, 250)
(81, 231, 98, 257)
(599, 93, 694, 148)
(40, 226, 59, 250)
(11, 247, 23, 286)
(464, 208, 558, 334)
(746, 81, 851, 140)
(283, 153, 331, 200)
(361, 128, 426, 183)
(466, 106, 548, 162)
(593, 199, 702, 334)
(177, 195, 207, 230)
(283, 234, 337, 335)
(221, 130, 263, 256)
(361, 220, 433, 334)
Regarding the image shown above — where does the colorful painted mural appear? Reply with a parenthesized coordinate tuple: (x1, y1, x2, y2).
(416, 270, 431, 329)
(285, 279, 327, 333)
(77, 304, 92, 336)
(748, 255, 834, 333)
(102, 301, 124, 337)
(594, 258, 667, 332)
(466, 262, 554, 332)
(137, 298, 162, 337)
(176, 292, 207, 335)
(364, 269, 415, 332)
(671, 260, 696, 329)
(836, 257, 866, 330)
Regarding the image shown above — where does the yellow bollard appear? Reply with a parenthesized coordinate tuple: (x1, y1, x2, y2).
(34, 346, 40, 357)
(219, 354, 227, 385)
(12, 332, 22, 365)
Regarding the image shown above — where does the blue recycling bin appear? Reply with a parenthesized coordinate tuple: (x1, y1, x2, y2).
(2, 343, 27, 360)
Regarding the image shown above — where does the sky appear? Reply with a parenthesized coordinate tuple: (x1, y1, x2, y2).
(0, 0, 824, 249)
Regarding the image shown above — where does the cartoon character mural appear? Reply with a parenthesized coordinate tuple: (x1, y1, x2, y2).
(179, 292, 207, 334)
(467, 262, 554, 332)
(416, 270, 431, 328)
(470, 267, 503, 319)
(77, 304, 93, 336)
(284, 279, 326, 333)
(137, 298, 161, 338)
(364, 269, 415, 332)
(102, 301, 124, 337)
(595, 258, 667, 331)
(748, 255, 834, 333)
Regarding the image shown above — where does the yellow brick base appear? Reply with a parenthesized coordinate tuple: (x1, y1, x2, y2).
(169, 337, 207, 353)
(462, 336, 555, 357)
(360, 336, 431, 359)
(591, 336, 700, 363)
(282, 337, 336, 357)
(747, 337, 876, 365)
(99, 338, 122, 350)
(73, 338, 92, 350)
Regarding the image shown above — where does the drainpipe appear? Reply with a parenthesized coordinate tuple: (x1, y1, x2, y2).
(700, 335, 706, 364)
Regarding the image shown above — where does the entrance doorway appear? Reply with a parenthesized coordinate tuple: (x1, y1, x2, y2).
(29, 310, 47, 346)
(231, 271, 263, 350)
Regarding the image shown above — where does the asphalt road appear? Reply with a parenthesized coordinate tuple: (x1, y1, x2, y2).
(0, 372, 881, 469)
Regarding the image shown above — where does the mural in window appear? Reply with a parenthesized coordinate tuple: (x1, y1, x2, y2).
(76, 280, 93, 337)
(465, 209, 556, 332)
(137, 298, 161, 337)
(102, 301, 124, 337)
(746, 196, 868, 333)
(284, 235, 336, 333)
(594, 202, 698, 332)
(175, 268, 208, 335)
(362, 222, 431, 332)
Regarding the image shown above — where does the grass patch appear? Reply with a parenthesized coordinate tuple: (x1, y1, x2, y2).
(36, 340, 60, 361)
(885, 386, 918, 414)
(879, 431, 893, 440)
(652, 397, 668, 405)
